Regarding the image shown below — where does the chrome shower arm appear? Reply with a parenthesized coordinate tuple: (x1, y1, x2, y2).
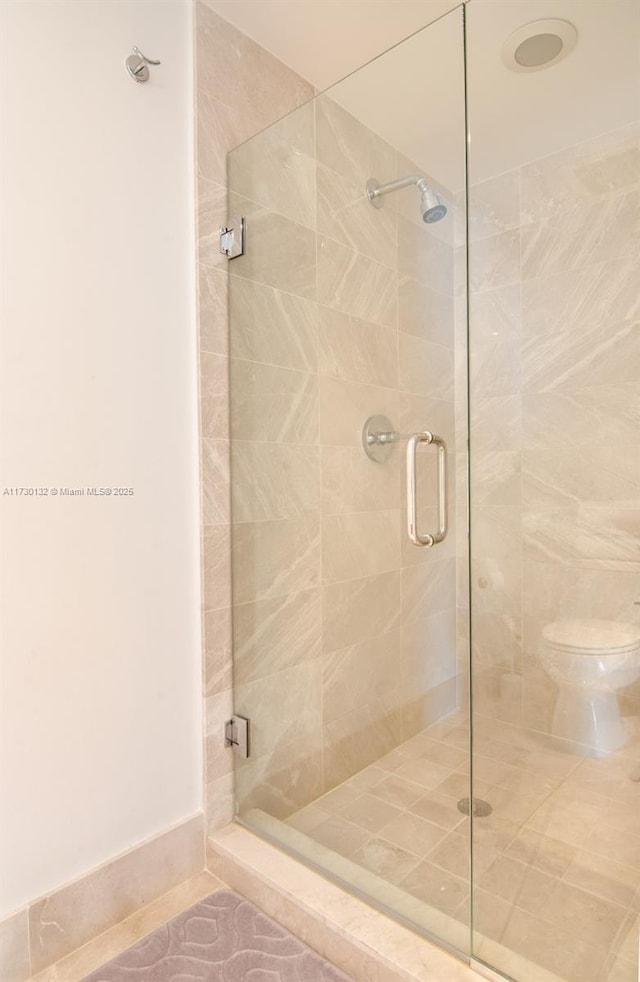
(365, 175, 447, 223)
(366, 175, 429, 201)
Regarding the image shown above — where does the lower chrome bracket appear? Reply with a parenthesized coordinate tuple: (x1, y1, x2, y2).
(224, 715, 250, 758)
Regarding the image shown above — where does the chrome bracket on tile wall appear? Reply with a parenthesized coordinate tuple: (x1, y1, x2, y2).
(219, 216, 246, 259)
(225, 715, 250, 758)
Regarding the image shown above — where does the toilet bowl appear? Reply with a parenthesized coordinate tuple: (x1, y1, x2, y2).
(540, 619, 640, 756)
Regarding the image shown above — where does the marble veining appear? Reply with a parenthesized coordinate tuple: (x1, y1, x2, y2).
(317, 161, 397, 269)
(398, 333, 455, 401)
(322, 630, 404, 725)
(521, 319, 639, 392)
(230, 359, 318, 445)
(398, 275, 455, 348)
(197, 87, 264, 189)
(0, 908, 29, 982)
(522, 255, 639, 336)
(229, 276, 318, 373)
(27, 818, 204, 975)
(230, 517, 321, 605)
(199, 265, 229, 356)
(318, 305, 398, 389)
(231, 442, 320, 522)
(229, 102, 316, 228)
(522, 384, 639, 452)
(520, 122, 639, 225)
(196, 4, 313, 132)
(320, 444, 400, 515)
(233, 588, 322, 684)
(315, 96, 396, 189)
(229, 195, 317, 300)
(521, 189, 638, 281)
(467, 118, 640, 768)
(317, 236, 397, 328)
(322, 572, 401, 652)
(235, 661, 322, 761)
(398, 216, 455, 294)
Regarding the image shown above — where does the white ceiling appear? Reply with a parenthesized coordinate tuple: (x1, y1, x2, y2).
(203, 0, 460, 91)
(205, 0, 639, 185)
(465, 0, 639, 182)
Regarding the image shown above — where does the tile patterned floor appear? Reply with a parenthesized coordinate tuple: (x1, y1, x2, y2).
(285, 712, 640, 982)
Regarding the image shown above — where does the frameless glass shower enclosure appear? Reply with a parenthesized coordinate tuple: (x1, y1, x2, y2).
(223, 3, 639, 979)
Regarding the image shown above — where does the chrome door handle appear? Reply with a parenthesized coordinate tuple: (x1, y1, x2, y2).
(406, 431, 447, 547)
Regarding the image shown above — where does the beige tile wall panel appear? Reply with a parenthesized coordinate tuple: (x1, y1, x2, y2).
(317, 162, 397, 268)
(322, 572, 401, 652)
(228, 103, 316, 227)
(228, 196, 317, 299)
(318, 306, 398, 388)
(319, 376, 399, 447)
(27, 817, 203, 975)
(398, 217, 454, 293)
(315, 96, 396, 189)
(230, 360, 318, 445)
(322, 511, 401, 584)
(321, 445, 400, 515)
(232, 589, 322, 684)
(199, 266, 229, 355)
(519, 123, 638, 225)
(398, 275, 454, 347)
(196, 5, 313, 133)
(468, 123, 639, 731)
(317, 236, 397, 327)
(229, 277, 318, 371)
(0, 908, 29, 982)
(231, 517, 321, 606)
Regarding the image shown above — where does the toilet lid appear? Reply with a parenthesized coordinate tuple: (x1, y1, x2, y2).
(543, 619, 640, 655)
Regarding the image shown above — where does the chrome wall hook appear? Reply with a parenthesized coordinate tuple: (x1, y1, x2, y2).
(126, 46, 161, 83)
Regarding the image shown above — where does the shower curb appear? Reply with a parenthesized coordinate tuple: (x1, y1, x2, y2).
(207, 822, 478, 982)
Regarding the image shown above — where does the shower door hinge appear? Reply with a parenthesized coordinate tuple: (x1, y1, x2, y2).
(224, 714, 250, 758)
(219, 215, 245, 259)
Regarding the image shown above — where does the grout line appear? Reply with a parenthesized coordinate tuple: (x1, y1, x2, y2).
(312, 99, 328, 801)
(279, 707, 640, 969)
(26, 903, 32, 980)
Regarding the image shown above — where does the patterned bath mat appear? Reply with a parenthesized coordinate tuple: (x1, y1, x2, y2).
(83, 889, 354, 981)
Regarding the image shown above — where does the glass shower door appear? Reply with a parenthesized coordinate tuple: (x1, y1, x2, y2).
(226, 5, 473, 956)
(467, 2, 640, 980)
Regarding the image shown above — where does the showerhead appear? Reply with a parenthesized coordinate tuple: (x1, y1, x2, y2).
(365, 175, 447, 224)
(420, 186, 447, 224)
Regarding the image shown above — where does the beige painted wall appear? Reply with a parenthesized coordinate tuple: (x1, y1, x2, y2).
(0, 0, 201, 918)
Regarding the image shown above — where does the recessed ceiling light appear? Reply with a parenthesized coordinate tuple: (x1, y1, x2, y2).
(502, 19, 578, 73)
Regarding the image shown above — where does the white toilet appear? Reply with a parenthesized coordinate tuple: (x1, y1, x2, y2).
(540, 619, 640, 756)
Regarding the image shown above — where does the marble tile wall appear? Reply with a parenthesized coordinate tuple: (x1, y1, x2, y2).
(194, 1, 316, 836)
(468, 122, 640, 730)
(226, 94, 460, 819)
(0, 816, 204, 981)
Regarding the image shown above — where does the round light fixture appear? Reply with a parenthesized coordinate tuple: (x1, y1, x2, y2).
(502, 19, 578, 73)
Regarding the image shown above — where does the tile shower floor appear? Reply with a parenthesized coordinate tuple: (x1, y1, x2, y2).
(285, 712, 640, 982)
